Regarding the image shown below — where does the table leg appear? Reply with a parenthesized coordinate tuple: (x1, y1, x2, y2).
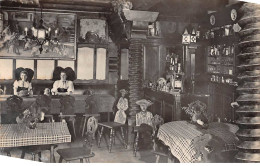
(82, 116, 87, 137)
(112, 130, 116, 145)
(98, 126, 104, 147)
(59, 156, 63, 163)
(120, 126, 127, 148)
(50, 144, 54, 163)
(134, 132, 139, 157)
(109, 129, 113, 153)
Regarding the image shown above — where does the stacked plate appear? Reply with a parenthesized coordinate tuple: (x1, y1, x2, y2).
(236, 3, 260, 162)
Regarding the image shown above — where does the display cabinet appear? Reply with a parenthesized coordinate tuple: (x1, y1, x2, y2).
(206, 35, 238, 86)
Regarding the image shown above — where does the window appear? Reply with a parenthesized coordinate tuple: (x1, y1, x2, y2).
(58, 60, 75, 70)
(96, 48, 106, 80)
(37, 60, 55, 80)
(0, 59, 13, 79)
(77, 47, 107, 80)
(16, 60, 34, 69)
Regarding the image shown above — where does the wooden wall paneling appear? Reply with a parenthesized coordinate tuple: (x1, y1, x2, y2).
(34, 59, 37, 80)
(163, 100, 174, 122)
(93, 46, 97, 80)
(144, 45, 160, 81)
(120, 49, 129, 80)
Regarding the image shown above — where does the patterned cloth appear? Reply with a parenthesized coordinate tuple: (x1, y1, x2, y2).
(136, 111, 153, 127)
(157, 121, 239, 163)
(0, 122, 71, 148)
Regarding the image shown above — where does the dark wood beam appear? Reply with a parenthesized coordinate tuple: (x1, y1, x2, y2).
(39, 0, 112, 7)
(42, 3, 110, 12)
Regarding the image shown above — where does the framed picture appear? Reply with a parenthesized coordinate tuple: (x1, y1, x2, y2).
(0, 11, 76, 60)
(12, 12, 34, 22)
(78, 18, 108, 44)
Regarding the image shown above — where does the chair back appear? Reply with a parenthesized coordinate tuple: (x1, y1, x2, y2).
(6, 95, 23, 112)
(5, 95, 23, 124)
(35, 95, 51, 113)
(59, 95, 75, 115)
(84, 116, 98, 151)
(151, 114, 164, 136)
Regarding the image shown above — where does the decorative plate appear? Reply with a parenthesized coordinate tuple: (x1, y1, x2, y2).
(233, 23, 241, 32)
(231, 9, 237, 21)
(210, 15, 215, 25)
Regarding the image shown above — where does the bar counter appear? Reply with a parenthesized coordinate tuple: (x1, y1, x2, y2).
(144, 88, 210, 122)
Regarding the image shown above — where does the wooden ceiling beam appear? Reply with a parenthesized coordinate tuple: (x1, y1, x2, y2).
(39, 0, 112, 7)
(42, 3, 110, 12)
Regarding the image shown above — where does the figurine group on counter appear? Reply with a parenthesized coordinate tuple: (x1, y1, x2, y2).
(13, 66, 75, 97)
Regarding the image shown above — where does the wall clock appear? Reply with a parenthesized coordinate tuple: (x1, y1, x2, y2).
(210, 15, 215, 25)
(231, 9, 237, 21)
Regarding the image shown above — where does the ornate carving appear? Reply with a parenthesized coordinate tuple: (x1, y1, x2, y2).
(111, 0, 133, 14)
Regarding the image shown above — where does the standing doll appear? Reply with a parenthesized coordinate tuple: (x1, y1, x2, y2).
(114, 89, 128, 124)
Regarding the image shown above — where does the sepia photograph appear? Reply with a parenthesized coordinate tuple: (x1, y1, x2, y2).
(0, 0, 259, 164)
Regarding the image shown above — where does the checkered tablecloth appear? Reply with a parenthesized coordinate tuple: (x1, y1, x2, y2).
(157, 121, 239, 163)
(0, 122, 71, 148)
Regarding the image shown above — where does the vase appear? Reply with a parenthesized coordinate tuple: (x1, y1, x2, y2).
(26, 119, 37, 129)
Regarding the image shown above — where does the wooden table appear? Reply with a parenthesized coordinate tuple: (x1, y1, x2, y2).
(157, 121, 239, 163)
(0, 122, 71, 162)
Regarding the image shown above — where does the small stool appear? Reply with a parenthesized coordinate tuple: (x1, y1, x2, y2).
(98, 122, 127, 152)
(57, 147, 95, 163)
(82, 113, 100, 137)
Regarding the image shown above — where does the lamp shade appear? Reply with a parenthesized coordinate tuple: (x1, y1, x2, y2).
(37, 28, 46, 40)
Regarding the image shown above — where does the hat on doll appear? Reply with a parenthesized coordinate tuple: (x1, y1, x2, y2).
(136, 99, 153, 107)
(119, 89, 128, 94)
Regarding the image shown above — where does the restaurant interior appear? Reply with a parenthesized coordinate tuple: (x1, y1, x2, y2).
(0, 0, 260, 163)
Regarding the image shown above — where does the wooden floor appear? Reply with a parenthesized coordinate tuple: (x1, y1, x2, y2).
(0, 130, 168, 163)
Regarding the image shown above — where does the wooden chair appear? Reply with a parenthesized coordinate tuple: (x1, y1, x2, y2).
(97, 122, 127, 152)
(81, 92, 100, 137)
(58, 95, 76, 139)
(57, 116, 98, 163)
(82, 113, 100, 137)
(97, 108, 128, 153)
(133, 114, 164, 157)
